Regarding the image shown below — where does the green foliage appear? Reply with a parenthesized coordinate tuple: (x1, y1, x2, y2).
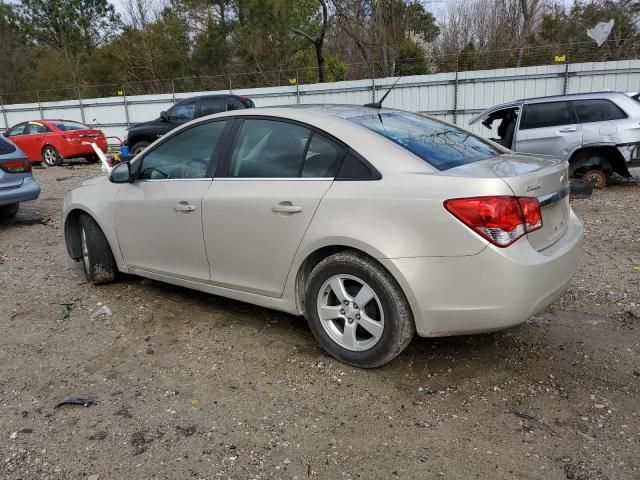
(394, 40, 428, 76)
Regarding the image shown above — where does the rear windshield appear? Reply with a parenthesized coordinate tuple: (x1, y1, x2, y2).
(349, 111, 502, 170)
(52, 121, 89, 131)
(0, 136, 17, 155)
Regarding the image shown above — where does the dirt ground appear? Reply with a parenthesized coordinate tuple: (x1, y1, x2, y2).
(1, 163, 639, 480)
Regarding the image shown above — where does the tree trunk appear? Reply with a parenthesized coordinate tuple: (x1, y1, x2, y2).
(315, 41, 325, 83)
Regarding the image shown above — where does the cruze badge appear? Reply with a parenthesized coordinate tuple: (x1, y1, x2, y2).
(527, 184, 542, 192)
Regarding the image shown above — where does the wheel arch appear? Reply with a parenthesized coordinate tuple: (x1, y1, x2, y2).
(64, 208, 120, 265)
(292, 244, 419, 328)
(568, 145, 630, 178)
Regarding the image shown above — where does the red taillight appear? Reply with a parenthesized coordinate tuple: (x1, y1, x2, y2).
(0, 158, 31, 173)
(444, 196, 542, 247)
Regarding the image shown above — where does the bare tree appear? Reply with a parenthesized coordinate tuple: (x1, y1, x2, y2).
(290, 0, 330, 82)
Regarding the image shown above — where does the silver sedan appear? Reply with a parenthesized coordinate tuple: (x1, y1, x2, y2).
(63, 105, 583, 367)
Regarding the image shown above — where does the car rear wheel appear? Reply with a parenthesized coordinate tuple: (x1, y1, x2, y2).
(79, 213, 117, 284)
(86, 154, 100, 163)
(0, 202, 19, 218)
(304, 250, 415, 368)
(42, 146, 62, 167)
(131, 141, 150, 155)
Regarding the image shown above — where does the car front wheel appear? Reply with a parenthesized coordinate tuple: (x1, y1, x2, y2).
(131, 141, 150, 155)
(79, 213, 117, 284)
(305, 250, 415, 368)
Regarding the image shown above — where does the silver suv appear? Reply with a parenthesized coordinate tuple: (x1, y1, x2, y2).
(470, 92, 640, 188)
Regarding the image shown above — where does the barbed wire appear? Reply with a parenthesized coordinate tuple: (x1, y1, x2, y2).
(1, 38, 638, 105)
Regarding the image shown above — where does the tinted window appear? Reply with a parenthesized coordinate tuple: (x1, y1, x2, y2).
(228, 120, 311, 178)
(52, 121, 89, 131)
(24, 122, 50, 134)
(301, 134, 346, 177)
(6, 124, 26, 137)
(573, 99, 627, 123)
(228, 97, 254, 110)
(337, 153, 378, 180)
(0, 137, 17, 155)
(349, 111, 502, 171)
(140, 121, 227, 180)
(169, 100, 197, 121)
(200, 97, 225, 116)
(520, 102, 572, 129)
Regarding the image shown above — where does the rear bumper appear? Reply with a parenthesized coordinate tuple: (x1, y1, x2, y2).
(381, 211, 584, 337)
(0, 177, 41, 206)
(57, 140, 108, 158)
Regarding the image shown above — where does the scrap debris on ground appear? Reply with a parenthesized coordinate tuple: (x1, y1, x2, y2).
(0, 163, 638, 479)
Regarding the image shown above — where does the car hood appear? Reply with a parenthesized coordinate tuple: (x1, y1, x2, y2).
(128, 119, 162, 129)
(78, 175, 108, 188)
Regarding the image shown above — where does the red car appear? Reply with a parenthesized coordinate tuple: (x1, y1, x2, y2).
(3, 120, 108, 167)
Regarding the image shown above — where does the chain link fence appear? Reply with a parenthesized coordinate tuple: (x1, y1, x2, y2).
(1, 39, 638, 106)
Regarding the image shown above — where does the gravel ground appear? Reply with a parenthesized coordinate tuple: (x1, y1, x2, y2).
(0, 163, 639, 480)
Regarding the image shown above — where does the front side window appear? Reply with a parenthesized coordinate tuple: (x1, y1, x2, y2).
(520, 102, 572, 129)
(572, 99, 627, 123)
(349, 111, 502, 171)
(228, 119, 312, 178)
(6, 124, 26, 137)
(139, 121, 227, 180)
(52, 121, 88, 131)
(169, 100, 197, 122)
(199, 97, 225, 116)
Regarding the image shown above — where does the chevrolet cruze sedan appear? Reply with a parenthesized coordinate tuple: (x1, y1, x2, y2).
(63, 105, 583, 367)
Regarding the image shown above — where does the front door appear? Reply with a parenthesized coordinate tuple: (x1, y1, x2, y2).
(114, 119, 230, 281)
(515, 101, 582, 160)
(203, 118, 346, 297)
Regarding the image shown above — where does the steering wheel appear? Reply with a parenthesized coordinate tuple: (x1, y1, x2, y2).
(180, 158, 209, 178)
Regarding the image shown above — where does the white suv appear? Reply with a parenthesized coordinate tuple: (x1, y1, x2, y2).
(470, 92, 640, 188)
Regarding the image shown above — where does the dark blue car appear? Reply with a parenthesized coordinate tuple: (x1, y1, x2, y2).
(0, 135, 40, 218)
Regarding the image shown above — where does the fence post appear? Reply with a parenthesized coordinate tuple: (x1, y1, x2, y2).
(171, 80, 176, 103)
(371, 63, 376, 103)
(36, 91, 44, 119)
(295, 70, 300, 104)
(123, 87, 130, 127)
(228, 75, 233, 94)
(0, 96, 8, 132)
(563, 63, 570, 95)
(77, 87, 86, 124)
(453, 56, 460, 125)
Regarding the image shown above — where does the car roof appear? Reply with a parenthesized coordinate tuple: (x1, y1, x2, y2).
(178, 94, 249, 102)
(469, 91, 630, 124)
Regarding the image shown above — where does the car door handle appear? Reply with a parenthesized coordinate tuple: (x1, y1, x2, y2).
(173, 201, 196, 212)
(559, 126, 577, 133)
(272, 202, 303, 214)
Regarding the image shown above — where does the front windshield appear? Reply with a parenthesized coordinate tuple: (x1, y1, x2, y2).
(349, 111, 503, 170)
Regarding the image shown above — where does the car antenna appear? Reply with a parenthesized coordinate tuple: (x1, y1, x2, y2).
(364, 76, 401, 109)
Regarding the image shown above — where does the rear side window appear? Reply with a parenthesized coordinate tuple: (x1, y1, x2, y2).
(301, 134, 346, 177)
(24, 122, 50, 134)
(199, 97, 225, 116)
(228, 97, 254, 110)
(349, 111, 501, 171)
(228, 120, 311, 177)
(0, 137, 17, 155)
(520, 102, 572, 129)
(572, 99, 627, 123)
(53, 121, 89, 131)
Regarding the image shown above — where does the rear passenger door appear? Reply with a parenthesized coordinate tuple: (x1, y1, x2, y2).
(202, 118, 347, 297)
(571, 98, 628, 146)
(515, 101, 581, 160)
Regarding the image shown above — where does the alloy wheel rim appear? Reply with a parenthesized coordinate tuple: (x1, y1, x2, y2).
(44, 148, 56, 165)
(316, 274, 384, 352)
(81, 228, 90, 272)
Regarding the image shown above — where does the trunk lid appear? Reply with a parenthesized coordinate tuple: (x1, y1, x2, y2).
(65, 128, 105, 141)
(448, 153, 571, 251)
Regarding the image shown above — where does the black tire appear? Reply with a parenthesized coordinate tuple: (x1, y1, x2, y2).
(86, 154, 100, 164)
(131, 141, 150, 155)
(304, 250, 415, 368)
(42, 145, 63, 167)
(0, 202, 19, 218)
(78, 213, 117, 284)
(569, 178, 593, 199)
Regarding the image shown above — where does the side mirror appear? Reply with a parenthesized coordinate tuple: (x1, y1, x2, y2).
(109, 161, 132, 183)
(160, 111, 169, 122)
